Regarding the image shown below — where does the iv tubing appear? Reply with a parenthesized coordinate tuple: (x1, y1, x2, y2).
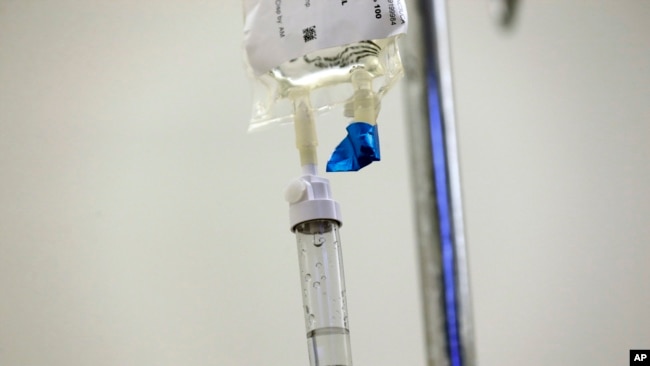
(292, 90, 318, 172)
(287, 90, 350, 365)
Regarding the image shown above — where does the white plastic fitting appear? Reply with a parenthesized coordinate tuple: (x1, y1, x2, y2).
(285, 174, 342, 232)
(291, 90, 318, 167)
(344, 69, 380, 125)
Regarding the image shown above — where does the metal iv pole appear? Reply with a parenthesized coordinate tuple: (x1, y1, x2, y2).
(402, 1, 476, 365)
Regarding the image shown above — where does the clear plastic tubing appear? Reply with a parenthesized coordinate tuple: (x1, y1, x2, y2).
(295, 219, 352, 366)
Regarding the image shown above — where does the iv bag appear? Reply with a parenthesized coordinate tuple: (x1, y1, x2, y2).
(242, 0, 408, 131)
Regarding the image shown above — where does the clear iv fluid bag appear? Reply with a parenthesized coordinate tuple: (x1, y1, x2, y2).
(249, 37, 403, 130)
(242, 0, 408, 131)
(295, 219, 352, 366)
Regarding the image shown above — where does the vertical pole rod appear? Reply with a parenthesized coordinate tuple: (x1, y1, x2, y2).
(402, 0, 476, 365)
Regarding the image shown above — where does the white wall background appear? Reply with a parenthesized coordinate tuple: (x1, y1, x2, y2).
(0, 1, 648, 366)
(0, 1, 422, 365)
(449, 2, 650, 365)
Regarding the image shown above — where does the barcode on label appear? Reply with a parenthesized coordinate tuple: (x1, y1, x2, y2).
(302, 25, 317, 43)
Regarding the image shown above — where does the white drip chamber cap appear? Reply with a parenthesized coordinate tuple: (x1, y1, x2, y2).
(285, 174, 342, 232)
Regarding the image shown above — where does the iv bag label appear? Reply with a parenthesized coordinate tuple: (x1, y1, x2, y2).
(243, 0, 408, 75)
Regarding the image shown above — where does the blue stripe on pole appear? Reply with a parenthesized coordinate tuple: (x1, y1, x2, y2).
(427, 69, 462, 366)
